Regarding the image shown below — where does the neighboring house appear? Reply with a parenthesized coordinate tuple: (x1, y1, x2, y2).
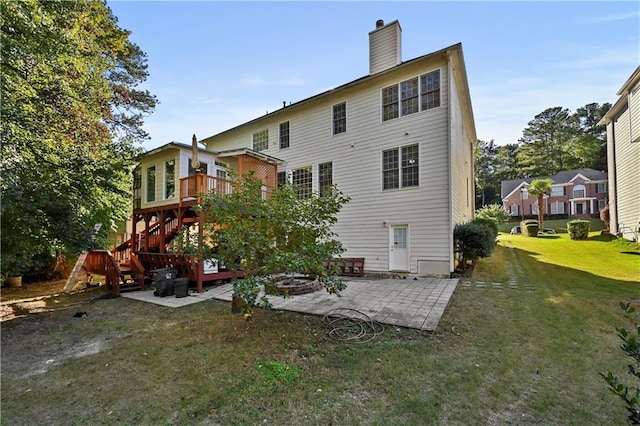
(501, 168, 608, 220)
(600, 66, 640, 242)
(88, 19, 476, 293)
(201, 20, 477, 277)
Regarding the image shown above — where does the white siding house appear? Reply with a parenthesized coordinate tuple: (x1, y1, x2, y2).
(201, 20, 476, 277)
(601, 66, 640, 242)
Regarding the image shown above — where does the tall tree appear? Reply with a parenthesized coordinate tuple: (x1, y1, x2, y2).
(571, 102, 611, 171)
(517, 107, 577, 177)
(1, 1, 157, 278)
(474, 139, 501, 207)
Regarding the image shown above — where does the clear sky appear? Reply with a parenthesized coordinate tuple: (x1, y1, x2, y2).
(107, 1, 639, 151)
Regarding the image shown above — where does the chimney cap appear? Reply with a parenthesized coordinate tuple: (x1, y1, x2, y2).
(376, 19, 384, 29)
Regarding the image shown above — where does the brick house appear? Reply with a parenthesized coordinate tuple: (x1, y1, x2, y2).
(501, 168, 608, 220)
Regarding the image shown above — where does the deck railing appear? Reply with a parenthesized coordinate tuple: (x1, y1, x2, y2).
(179, 174, 274, 204)
(85, 250, 121, 293)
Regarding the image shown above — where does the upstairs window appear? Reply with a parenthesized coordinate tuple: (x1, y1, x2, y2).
(596, 182, 607, 193)
(133, 167, 142, 210)
(279, 121, 290, 149)
(333, 102, 346, 135)
(146, 166, 156, 202)
(253, 129, 269, 152)
(383, 144, 419, 190)
(573, 185, 586, 198)
(319, 162, 333, 197)
(550, 186, 564, 197)
(165, 159, 175, 199)
(292, 167, 312, 198)
(382, 69, 441, 122)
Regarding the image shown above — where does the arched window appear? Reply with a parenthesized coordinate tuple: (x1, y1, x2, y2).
(573, 184, 586, 198)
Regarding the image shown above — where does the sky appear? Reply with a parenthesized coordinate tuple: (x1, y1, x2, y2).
(107, 1, 639, 151)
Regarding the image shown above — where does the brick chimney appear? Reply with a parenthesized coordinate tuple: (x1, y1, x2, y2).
(369, 20, 402, 75)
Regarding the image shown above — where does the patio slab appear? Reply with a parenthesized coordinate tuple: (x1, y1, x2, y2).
(121, 276, 458, 331)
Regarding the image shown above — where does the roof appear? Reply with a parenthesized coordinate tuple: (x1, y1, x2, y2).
(501, 168, 608, 199)
(599, 65, 640, 125)
(202, 42, 475, 142)
(137, 142, 283, 165)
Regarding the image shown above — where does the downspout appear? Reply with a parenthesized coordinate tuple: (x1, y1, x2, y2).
(447, 50, 454, 276)
(605, 119, 618, 235)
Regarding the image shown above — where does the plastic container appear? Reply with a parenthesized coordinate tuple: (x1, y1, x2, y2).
(173, 278, 189, 298)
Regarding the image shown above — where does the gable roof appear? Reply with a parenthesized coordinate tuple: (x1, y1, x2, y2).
(202, 42, 476, 143)
(501, 168, 607, 199)
(137, 141, 282, 165)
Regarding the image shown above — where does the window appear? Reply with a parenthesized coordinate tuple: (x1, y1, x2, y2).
(319, 162, 333, 197)
(333, 102, 346, 135)
(598, 199, 606, 211)
(292, 167, 312, 198)
(550, 201, 565, 215)
(279, 121, 290, 149)
(382, 69, 441, 122)
(146, 166, 156, 202)
(188, 159, 208, 176)
(596, 183, 607, 193)
(165, 160, 175, 199)
(253, 129, 268, 152)
(400, 77, 419, 116)
(420, 70, 441, 110)
(277, 171, 287, 188)
(216, 169, 227, 180)
(510, 204, 519, 216)
(382, 86, 399, 121)
(133, 167, 142, 210)
(521, 188, 528, 200)
(573, 185, 586, 198)
(382, 144, 419, 190)
(531, 203, 539, 215)
(550, 186, 564, 197)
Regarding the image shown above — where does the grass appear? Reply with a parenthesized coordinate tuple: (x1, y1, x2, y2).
(1, 233, 639, 425)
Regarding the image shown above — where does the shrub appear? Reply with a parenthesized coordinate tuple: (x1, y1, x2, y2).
(454, 221, 496, 268)
(567, 220, 591, 240)
(601, 303, 640, 424)
(472, 218, 499, 238)
(475, 204, 509, 226)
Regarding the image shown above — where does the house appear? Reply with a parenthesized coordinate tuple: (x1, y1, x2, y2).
(200, 20, 476, 278)
(87, 19, 476, 293)
(599, 66, 640, 242)
(501, 168, 608, 220)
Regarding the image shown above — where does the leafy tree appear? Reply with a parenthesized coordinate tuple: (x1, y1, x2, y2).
(494, 143, 521, 181)
(475, 204, 509, 227)
(528, 178, 553, 230)
(198, 172, 350, 319)
(1, 1, 156, 279)
(474, 139, 501, 206)
(571, 102, 611, 171)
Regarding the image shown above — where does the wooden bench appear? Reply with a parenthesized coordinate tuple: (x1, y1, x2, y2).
(326, 257, 365, 277)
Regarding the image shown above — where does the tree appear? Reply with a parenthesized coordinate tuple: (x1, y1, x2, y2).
(1, 1, 157, 279)
(518, 107, 577, 177)
(571, 102, 611, 171)
(528, 178, 553, 230)
(474, 139, 501, 206)
(198, 172, 350, 319)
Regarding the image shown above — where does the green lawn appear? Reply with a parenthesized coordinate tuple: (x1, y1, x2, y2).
(1, 233, 639, 425)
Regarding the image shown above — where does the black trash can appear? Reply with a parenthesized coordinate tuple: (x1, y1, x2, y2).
(173, 278, 189, 298)
(152, 268, 177, 297)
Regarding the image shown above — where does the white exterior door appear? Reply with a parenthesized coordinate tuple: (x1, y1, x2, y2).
(389, 225, 409, 272)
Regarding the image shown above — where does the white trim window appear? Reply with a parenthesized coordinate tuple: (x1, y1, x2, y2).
(382, 69, 440, 122)
(318, 162, 333, 197)
(332, 102, 346, 135)
(279, 121, 290, 149)
(253, 129, 269, 152)
(146, 166, 156, 202)
(188, 158, 208, 176)
(573, 184, 586, 198)
(292, 166, 312, 198)
(549, 201, 565, 214)
(596, 182, 607, 193)
(510, 204, 519, 216)
(550, 186, 564, 197)
(598, 199, 606, 211)
(165, 159, 176, 199)
(531, 203, 539, 215)
(382, 144, 419, 190)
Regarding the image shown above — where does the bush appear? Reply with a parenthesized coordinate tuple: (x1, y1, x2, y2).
(473, 218, 499, 238)
(475, 204, 509, 226)
(567, 220, 591, 240)
(454, 221, 496, 268)
(601, 303, 640, 424)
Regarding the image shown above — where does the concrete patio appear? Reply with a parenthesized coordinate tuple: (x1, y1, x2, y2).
(121, 276, 459, 331)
